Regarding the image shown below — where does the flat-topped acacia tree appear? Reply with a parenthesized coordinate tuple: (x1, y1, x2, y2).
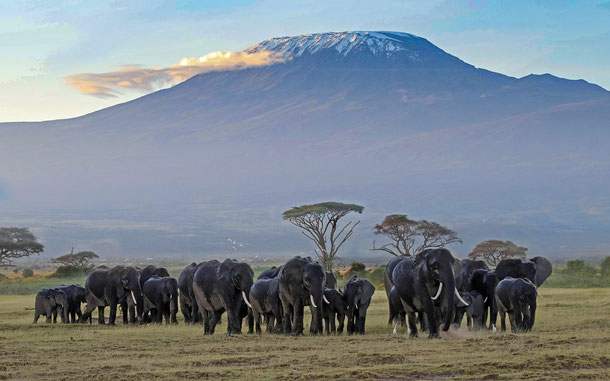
(282, 202, 364, 272)
(0, 227, 44, 266)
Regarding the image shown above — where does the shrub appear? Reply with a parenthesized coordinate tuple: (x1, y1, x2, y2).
(22, 269, 34, 278)
(349, 262, 366, 273)
(49, 265, 86, 278)
(0, 273, 7, 281)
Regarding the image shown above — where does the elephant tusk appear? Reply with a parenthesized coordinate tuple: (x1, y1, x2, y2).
(310, 295, 317, 308)
(393, 322, 398, 335)
(131, 291, 137, 305)
(483, 297, 488, 303)
(242, 291, 252, 309)
(431, 282, 443, 300)
(323, 295, 330, 304)
(455, 288, 469, 306)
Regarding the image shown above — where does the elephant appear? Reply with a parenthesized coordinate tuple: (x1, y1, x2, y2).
(278, 256, 326, 335)
(322, 288, 346, 334)
(80, 265, 144, 325)
(142, 275, 179, 324)
(178, 260, 220, 324)
(453, 290, 485, 330)
(392, 248, 470, 338)
(531, 256, 553, 287)
(456, 259, 489, 291)
(495, 258, 537, 284)
(249, 277, 283, 334)
(388, 285, 406, 330)
(258, 266, 280, 280)
(384, 256, 409, 323)
(343, 276, 375, 335)
(192, 259, 254, 335)
(57, 284, 87, 323)
(325, 272, 337, 289)
(495, 277, 537, 332)
(33, 288, 68, 324)
(468, 269, 499, 330)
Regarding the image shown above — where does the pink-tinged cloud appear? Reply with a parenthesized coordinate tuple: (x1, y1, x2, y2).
(64, 50, 286, 98)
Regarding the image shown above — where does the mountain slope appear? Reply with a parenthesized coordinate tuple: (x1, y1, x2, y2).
(1, 31, 609, 260)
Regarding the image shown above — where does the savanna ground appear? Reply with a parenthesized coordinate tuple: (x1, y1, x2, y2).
(1, 278, 609, 381)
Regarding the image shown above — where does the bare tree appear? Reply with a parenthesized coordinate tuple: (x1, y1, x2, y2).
(0, 227, 44, 266)
(282, 202, 364, 272)
(468, 240, 528, 266)
(372, 214, 461, 256)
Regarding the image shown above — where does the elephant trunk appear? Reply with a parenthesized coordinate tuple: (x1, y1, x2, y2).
(440, 266, 456, 332)
(310, 285, 324, 333)
(240, 277, 254, 309)
(528, 303, 536, 331)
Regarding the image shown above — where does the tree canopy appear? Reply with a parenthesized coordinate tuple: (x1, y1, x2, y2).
(282, 202, 364, 272)
(371, 214, 461, 256)
(468, 240, 528, 266)
(53, 249, 99, 269)
(0, 227, 44, 266)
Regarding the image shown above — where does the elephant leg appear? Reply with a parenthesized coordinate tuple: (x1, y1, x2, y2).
(406, 310, 418, 338)
(280, 298, 292, 335)
(97, 306, 105, 324)
(292, 299, 304, 335)
(191, 301, 200, 324)
(201, 309, 211, 335)
(180, 297, 191, 324)
(358, 308, 367, 334)
(108, 302, 118, 325)
(489, 299, 498, 331)
(156, 306, 163, 324)
(399, 312, 406, 327)
(330, 311, 336, 334)
(247, 309, 254, 334)
(33, 308, 41, 324)
(52, 308, 58, 323)
(467, 315, 472, 330)
(270, 302, 283, 334)
(499, 309, 506, 332)
(209, 310, 223, 335)
(45, 306, 53, 323)
(254, 311, 262, 335)
(337, 312, 345, 334)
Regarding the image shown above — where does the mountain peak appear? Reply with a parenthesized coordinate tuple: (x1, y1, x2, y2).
(245, 31, 428, 59)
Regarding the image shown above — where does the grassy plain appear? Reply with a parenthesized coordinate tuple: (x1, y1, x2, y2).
(0, 287, 609, 380)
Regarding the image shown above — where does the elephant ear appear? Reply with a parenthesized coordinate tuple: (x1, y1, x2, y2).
(358, 280, 375, 306)
(46, 292, 57, 307)
(411, 252, 428, 279)
(531, 257, 552, 287)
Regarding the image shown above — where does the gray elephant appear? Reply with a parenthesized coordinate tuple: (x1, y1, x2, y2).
(392, 248, 470, 338)
(192, 259, 254, 335)
(80, 265, 144, 325)
(322, 288, 346, 334)
(495, 258, 537, 284)
(33, 288, 68, 324)
(495, 277, 537, 332)
(57, 284, 87, 323)
(343, 276, 375, 334)
(468, 269, 499, 330)
(454, 290, 485, 330)
(249, 277, 283, 334)
(142, 275, 179, 324)
(278, 256, 326, 335)
(456, 259, 489, 291)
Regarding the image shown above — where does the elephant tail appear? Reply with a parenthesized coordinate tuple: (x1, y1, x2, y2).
(24, 307, 35, 311)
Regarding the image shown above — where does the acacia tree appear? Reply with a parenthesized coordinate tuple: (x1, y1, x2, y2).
(282, 202, 364, 272)
(0, 227, 44, 266)
(53, 248, 99, 269)
(468, 240, 528, 266)
(371, 214, 461, 256)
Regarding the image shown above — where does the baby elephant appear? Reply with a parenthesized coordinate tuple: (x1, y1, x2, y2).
(344, 276, 375, 335)
(58, 284, 87, 323)
(249, 277, 283, 334)
(33, 288, 68, 324)
(142, 276, 179, 324)
(322, 288, 346, 334)
(454, 290, 485, 330)
(495, 277, 537, 333)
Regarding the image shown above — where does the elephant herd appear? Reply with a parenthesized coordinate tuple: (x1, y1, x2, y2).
(32, 256, 377, 337)
(32, 250, 550, 339)
(385, 248, 552, 338)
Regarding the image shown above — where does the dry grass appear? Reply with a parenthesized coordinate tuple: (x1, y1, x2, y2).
(0, 288, 609, 380)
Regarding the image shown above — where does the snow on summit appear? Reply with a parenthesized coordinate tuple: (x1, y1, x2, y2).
(246, 31, 424, 58)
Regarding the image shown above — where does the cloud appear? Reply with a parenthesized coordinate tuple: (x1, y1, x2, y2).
(64, 50, 286, 98)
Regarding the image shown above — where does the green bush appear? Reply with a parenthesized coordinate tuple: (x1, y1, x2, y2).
(22, 269, 34, 278)
(349, 262, 366, 273)
(601, 256, 610, 280)
(49, 265, 86, 278)
(0, 273, 7, 281)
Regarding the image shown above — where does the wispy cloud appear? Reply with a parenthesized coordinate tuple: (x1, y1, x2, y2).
(64, 50, 286, 98)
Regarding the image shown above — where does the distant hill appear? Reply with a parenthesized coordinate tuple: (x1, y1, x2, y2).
(1, 31, 609, 261)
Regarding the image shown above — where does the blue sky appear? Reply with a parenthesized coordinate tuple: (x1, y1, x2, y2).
(1, 0, 609, 122)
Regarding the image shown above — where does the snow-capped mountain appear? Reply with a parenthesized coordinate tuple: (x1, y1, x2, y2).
(247, 31, 425, 59)
(1, 31, 609, 260)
